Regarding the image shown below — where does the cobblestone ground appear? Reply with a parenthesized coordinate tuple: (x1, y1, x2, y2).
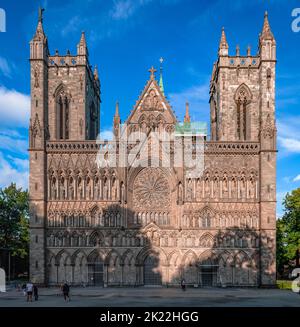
(0, 287, 299, 307)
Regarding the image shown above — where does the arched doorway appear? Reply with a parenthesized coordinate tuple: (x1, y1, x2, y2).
(143, 254, 162, 286)
(88, 256, 104, 286)
(200, 258, 218, 287)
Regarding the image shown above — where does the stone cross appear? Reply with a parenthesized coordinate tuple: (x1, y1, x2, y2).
(148, 66, 157, 80)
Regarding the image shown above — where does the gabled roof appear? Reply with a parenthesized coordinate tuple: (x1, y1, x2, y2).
(125, 69, 177, 124)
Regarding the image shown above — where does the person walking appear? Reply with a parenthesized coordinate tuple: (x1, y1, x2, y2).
(26, 281, 33, 302)
(180, 278, 186, 291)
(33, 284, 38, 301)
(62, 282, 70, 301)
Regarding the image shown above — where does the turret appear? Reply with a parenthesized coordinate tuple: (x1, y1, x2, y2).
(259, 11, 276, 61)
(113, 101, 121, 138)
(218, 27, 228, 57)
(184, 102, 191, 123)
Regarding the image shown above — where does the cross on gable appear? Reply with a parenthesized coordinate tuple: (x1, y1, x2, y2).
(148, 66, 157, 79)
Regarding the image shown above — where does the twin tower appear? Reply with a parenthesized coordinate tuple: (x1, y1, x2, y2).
(29, 10, 277, 287)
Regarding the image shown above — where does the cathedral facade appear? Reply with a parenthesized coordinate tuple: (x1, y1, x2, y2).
(29, 12, 277, 287)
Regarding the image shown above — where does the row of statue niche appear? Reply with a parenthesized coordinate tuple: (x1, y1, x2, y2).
(49, 175, 126, 201)
(181, 175, 257, 201)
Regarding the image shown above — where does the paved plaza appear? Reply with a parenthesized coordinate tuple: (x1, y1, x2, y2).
(0, 287, 299, 307)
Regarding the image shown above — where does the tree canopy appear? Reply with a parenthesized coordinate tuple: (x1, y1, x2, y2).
(277, 188, 300, 274)
(0, 183, 29, 258)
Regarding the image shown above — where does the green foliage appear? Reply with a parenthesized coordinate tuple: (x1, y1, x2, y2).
(276, 219, 287, 275)
(277, 188, 300, 273)
(0, 183, 29, 258)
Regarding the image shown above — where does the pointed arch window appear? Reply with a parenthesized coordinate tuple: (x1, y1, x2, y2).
(89, 102, 97, 139)
(234, 84, 252, 141)
(55, 86, 71, 140)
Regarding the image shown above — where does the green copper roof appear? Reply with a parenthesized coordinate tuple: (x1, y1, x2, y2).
(175, 121, 207, 136)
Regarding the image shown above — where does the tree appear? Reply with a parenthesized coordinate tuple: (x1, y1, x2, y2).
(276, 218, 287, 276)
(0, 183, 29, 258)
(280, 188, 300, 269)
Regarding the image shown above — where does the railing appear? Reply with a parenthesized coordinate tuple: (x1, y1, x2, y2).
(46, 140, 260, 154)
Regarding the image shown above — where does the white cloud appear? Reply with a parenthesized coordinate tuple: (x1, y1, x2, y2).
(293, 174, 300, 182)
(278, 136, 300, 153)
(0, 57, 12, 77)
(0, 86, 30, 127)
(277, 117, 300, 154)
(97, 128, 114, 141)
(0, 131, 28, 155)
(168, 81, 210, 121)
(61, 16, 88, 37)
(110, 0, 152, 20)
(0, 153, 28, 190)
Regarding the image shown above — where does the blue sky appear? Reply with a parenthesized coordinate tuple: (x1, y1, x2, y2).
(0, 0, 300, 216)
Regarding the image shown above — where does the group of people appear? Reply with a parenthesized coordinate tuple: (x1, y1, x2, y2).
(22, 282, 38, 302)
(21, 281, 70, 302)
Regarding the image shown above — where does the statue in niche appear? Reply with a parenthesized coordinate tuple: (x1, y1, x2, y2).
(186, 179, 193, 201)
(240, 178, 246, 198)
(103, 179, 108, 200)
(204, 177, 210, 198)
(213, 178, 219, 198)
(231, 178, 237, 198)
(78, 178, 83, 200)
(60, 177, 66, 199)
(69, 178, 74, 200)
(223, 176, 229, 198)
(249, 178, 255, 199)
(111, 178, 117, 200)
(178, 182, 183, 204)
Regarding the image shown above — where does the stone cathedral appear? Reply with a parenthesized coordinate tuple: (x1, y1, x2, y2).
(29, 11, 277, 287)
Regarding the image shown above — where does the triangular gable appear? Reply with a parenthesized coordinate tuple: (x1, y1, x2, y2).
(126, 75, 177, 125)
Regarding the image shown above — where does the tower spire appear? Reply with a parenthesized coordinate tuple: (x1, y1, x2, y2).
(184, 102, 191, 123)
(115, 101, 120, 118)
(33, 6, 46, 40)
(159, 57, 165, 95)
(38, 6, 45, 23)
(77, 31, 88, 56)
(113, 101, 121, 138)
(260, 11, 274, 41)
(218, 27, 229, 56)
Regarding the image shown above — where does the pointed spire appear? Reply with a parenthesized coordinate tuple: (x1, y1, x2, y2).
(247, 45, 251, 56)
(38, 6, 45, 23)
(33, 7, 46, 40)
(260, 11, 274, 41)
(77, 31, 88, 56)
(218, 27, 229, 56)
(184, 102, 191, 123)
(115, 101, 120, 117)
(159, 57, 165, 95)
(94, 65, 99, 80)
(236, 45, 240, 56)
(79, 31, 87, 46)
(114, 101, 121, 138)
